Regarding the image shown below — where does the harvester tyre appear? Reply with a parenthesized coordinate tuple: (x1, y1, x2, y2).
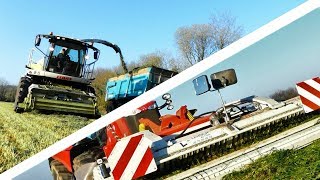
(73, 147, 105, 180)
(13, 77, 31, 113)
(50, 159, 74, 180)
(93, 107, 101, 119)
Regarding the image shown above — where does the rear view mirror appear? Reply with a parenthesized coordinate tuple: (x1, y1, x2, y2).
(210, 69, 237, 90)
(35, 36, 41, 46)
(193, 75, 211, 95)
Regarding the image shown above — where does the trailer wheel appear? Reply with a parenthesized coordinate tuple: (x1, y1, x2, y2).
(14, 77, 31, 113)
(73, 147, 105, 179)
(106, 100, 115, 113)
(50, 159, 74, 180)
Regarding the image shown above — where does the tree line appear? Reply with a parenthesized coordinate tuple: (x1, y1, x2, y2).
(0, 78, 17, 102)
(269, 87, 298, 102)
(0, 12, 301, 114)
(94, 12, 243, 113)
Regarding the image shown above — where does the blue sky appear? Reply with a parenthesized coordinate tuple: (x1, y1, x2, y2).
(7, 1, 319, 179)
(0, 0, 305, 84)
(160, 8, 320, 114)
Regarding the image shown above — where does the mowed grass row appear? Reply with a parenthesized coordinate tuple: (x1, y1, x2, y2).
(0, 102, 94, 173)
(223, 139, 320, 180)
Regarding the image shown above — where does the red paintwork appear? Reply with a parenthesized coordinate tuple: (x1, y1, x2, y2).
(56, 75, 72, 81)
(53, 102, 155, 174)
(158, 115, 210, 136)
(103, 117, 134, 157)
(53, 102, 212, 178)
(104, 105, 211, 144)
(52, 146, 73, 172)
(139, 106, 211, 136)
(137, 101, 156, 111)
(112, 117, 133, 138)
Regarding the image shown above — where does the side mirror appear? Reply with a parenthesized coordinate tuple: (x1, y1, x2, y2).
(193, 75, 211, 95)
(210, 69, 237, 90)
(35, 36, 41, 46)
(94, 51, 99, 60)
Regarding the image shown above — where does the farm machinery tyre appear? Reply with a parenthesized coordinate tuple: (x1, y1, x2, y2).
(73, 147, 105, 180)
(50, 159, 74, 180)
(14, 77, 31, 113)
(106, 100, 115, 113)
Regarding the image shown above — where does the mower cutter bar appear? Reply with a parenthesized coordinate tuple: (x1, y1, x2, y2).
(33, 97, 96, 115)
(146, 99, 320, 178)
(169, 118, 320, 180)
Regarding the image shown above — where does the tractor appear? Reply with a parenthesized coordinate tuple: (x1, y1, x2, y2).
(14, 33, 126, 117)
(50, 67, 293, 180)
(49, 66, 179, 179)
(49, 69, 237, 179)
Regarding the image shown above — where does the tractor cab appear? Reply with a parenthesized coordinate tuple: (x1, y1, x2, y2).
(28, 33, 100, 79)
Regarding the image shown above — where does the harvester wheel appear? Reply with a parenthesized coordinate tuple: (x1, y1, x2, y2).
(50, 159, 74, 180)
(14, 77, 31, 113)
(73, 147, 105, 179)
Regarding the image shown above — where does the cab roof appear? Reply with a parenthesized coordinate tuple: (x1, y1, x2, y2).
(37, 34, 99, 51)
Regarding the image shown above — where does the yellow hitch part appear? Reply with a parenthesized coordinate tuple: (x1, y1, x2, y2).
(187, 110, 195, 121)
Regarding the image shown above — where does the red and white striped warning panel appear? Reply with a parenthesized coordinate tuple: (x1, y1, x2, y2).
(106, 134, 157, 180)
(296, 77, 320, 113)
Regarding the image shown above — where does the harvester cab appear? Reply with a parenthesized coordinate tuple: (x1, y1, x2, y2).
(29, 33, 100, 78)
(14, 33, 125, 117)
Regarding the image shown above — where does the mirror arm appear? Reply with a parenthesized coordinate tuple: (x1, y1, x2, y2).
(157, 103, 167, 110)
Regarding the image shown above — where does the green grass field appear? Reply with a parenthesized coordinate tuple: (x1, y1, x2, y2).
(2, 99, 320, 178)
(0, 102, 94, 173)
(223, 139, 320, 180)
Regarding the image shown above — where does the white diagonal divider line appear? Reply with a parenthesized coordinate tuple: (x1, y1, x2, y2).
(2, 1, 320, 179)
(296, 86, 320, 107)
(120, 138, 149, 180)
(305, 79, 320, 91)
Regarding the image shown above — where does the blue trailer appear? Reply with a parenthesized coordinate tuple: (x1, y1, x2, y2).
(105, 66, 177, 112)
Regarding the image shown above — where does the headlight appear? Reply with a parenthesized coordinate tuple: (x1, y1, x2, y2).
(167, 105, 174, 110)
(148, 102, 158, 109)
(162, 93, 171, 100)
